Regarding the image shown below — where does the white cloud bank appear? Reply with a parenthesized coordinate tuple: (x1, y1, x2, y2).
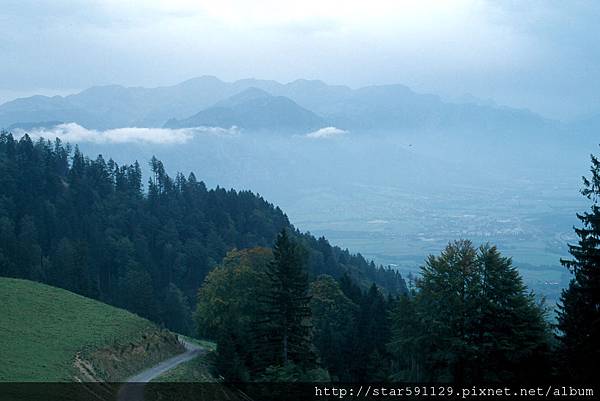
(15, 123, 239, 144)
(305, 126, 348, 139)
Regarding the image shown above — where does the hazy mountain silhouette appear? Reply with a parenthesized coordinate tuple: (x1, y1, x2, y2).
(164, 88, 326, 132)
(0, 75, 571, 136)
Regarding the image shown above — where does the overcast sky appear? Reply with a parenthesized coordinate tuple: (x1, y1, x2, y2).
(1, 0, 598, 120)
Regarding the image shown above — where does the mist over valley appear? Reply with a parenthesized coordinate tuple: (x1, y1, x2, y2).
(4, 76, 595, 306)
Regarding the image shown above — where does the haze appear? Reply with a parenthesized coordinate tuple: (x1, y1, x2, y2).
(1, 0, 600, 119)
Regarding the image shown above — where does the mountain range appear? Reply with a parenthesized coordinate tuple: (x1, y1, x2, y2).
(0, 75, 582, 136)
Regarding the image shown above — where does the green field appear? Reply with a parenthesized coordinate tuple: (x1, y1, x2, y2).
(0, 278, 183, 382)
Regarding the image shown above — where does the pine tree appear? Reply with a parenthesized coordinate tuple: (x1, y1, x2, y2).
(353, 284, 391, 381)
(338, 272, 363, 305)
(252, 230, 316, 372)
(557, 150, 600, 382)
(388, 293, 423, 381)
(309, 275, 357, 381)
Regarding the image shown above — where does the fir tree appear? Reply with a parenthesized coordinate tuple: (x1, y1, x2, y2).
(388, 293, 423, 381)
(557, 150, 600, 382)
(252, 230, 316, 371)
(309, 275, 357, 381)
(352, 284, 391, 381)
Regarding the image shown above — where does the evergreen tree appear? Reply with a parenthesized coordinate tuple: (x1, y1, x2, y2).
(16, 215, 42, 280)
(351, 283, 391, 381)
(252, 230, 316, 372)
(161, 283, 193, 335)
(557, 150, 600, 382)
(339, 272, 363, 305)
(119, 268, 155, 320)
(388, 293, 423, 381)
(0, 217, 17, 277)
(309, 275, 357, 381)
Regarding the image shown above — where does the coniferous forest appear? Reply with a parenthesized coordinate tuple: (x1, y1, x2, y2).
(0, 132, 404, 333)
(1, 131, 599, 384)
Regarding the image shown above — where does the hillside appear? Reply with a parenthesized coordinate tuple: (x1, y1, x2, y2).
(0, 277, 184, 382)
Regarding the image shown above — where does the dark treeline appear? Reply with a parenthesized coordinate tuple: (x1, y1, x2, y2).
(0, 132, 406, 334)
(196, 239, 395, 382)
(196, 237, 552, 382)
(194, 147, 600, 383)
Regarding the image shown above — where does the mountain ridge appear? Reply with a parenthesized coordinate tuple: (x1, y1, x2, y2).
(0, 75, 564, 134)
(164, 87, 327, 132)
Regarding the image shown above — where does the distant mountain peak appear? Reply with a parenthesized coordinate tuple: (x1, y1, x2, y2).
(215, 87, 272, 108)
(165, 88, 326, 132)
(287, 78, 328, 87)
(178, 75, 224, 86)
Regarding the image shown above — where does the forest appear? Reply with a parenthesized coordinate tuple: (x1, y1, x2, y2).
(0, 132, 404, 333)
(0, 131, 597, 384)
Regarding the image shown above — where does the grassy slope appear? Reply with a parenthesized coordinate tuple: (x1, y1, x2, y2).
(0, 277, 181, 382)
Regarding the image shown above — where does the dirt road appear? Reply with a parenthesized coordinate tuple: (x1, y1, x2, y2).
(116, 337, 204, 401)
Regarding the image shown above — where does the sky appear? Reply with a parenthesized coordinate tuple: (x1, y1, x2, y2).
(1, 0, 599, 120)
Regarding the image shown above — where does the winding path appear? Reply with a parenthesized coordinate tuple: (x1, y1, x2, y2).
(117, 337, 205, 401)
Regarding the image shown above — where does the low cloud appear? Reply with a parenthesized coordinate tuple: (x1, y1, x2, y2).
(367, 219, 389, 224)
(16, 123, 240, 144)
(305, 126, 348, 139)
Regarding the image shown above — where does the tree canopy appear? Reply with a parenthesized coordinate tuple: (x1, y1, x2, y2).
(389, 241, 551, 383)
